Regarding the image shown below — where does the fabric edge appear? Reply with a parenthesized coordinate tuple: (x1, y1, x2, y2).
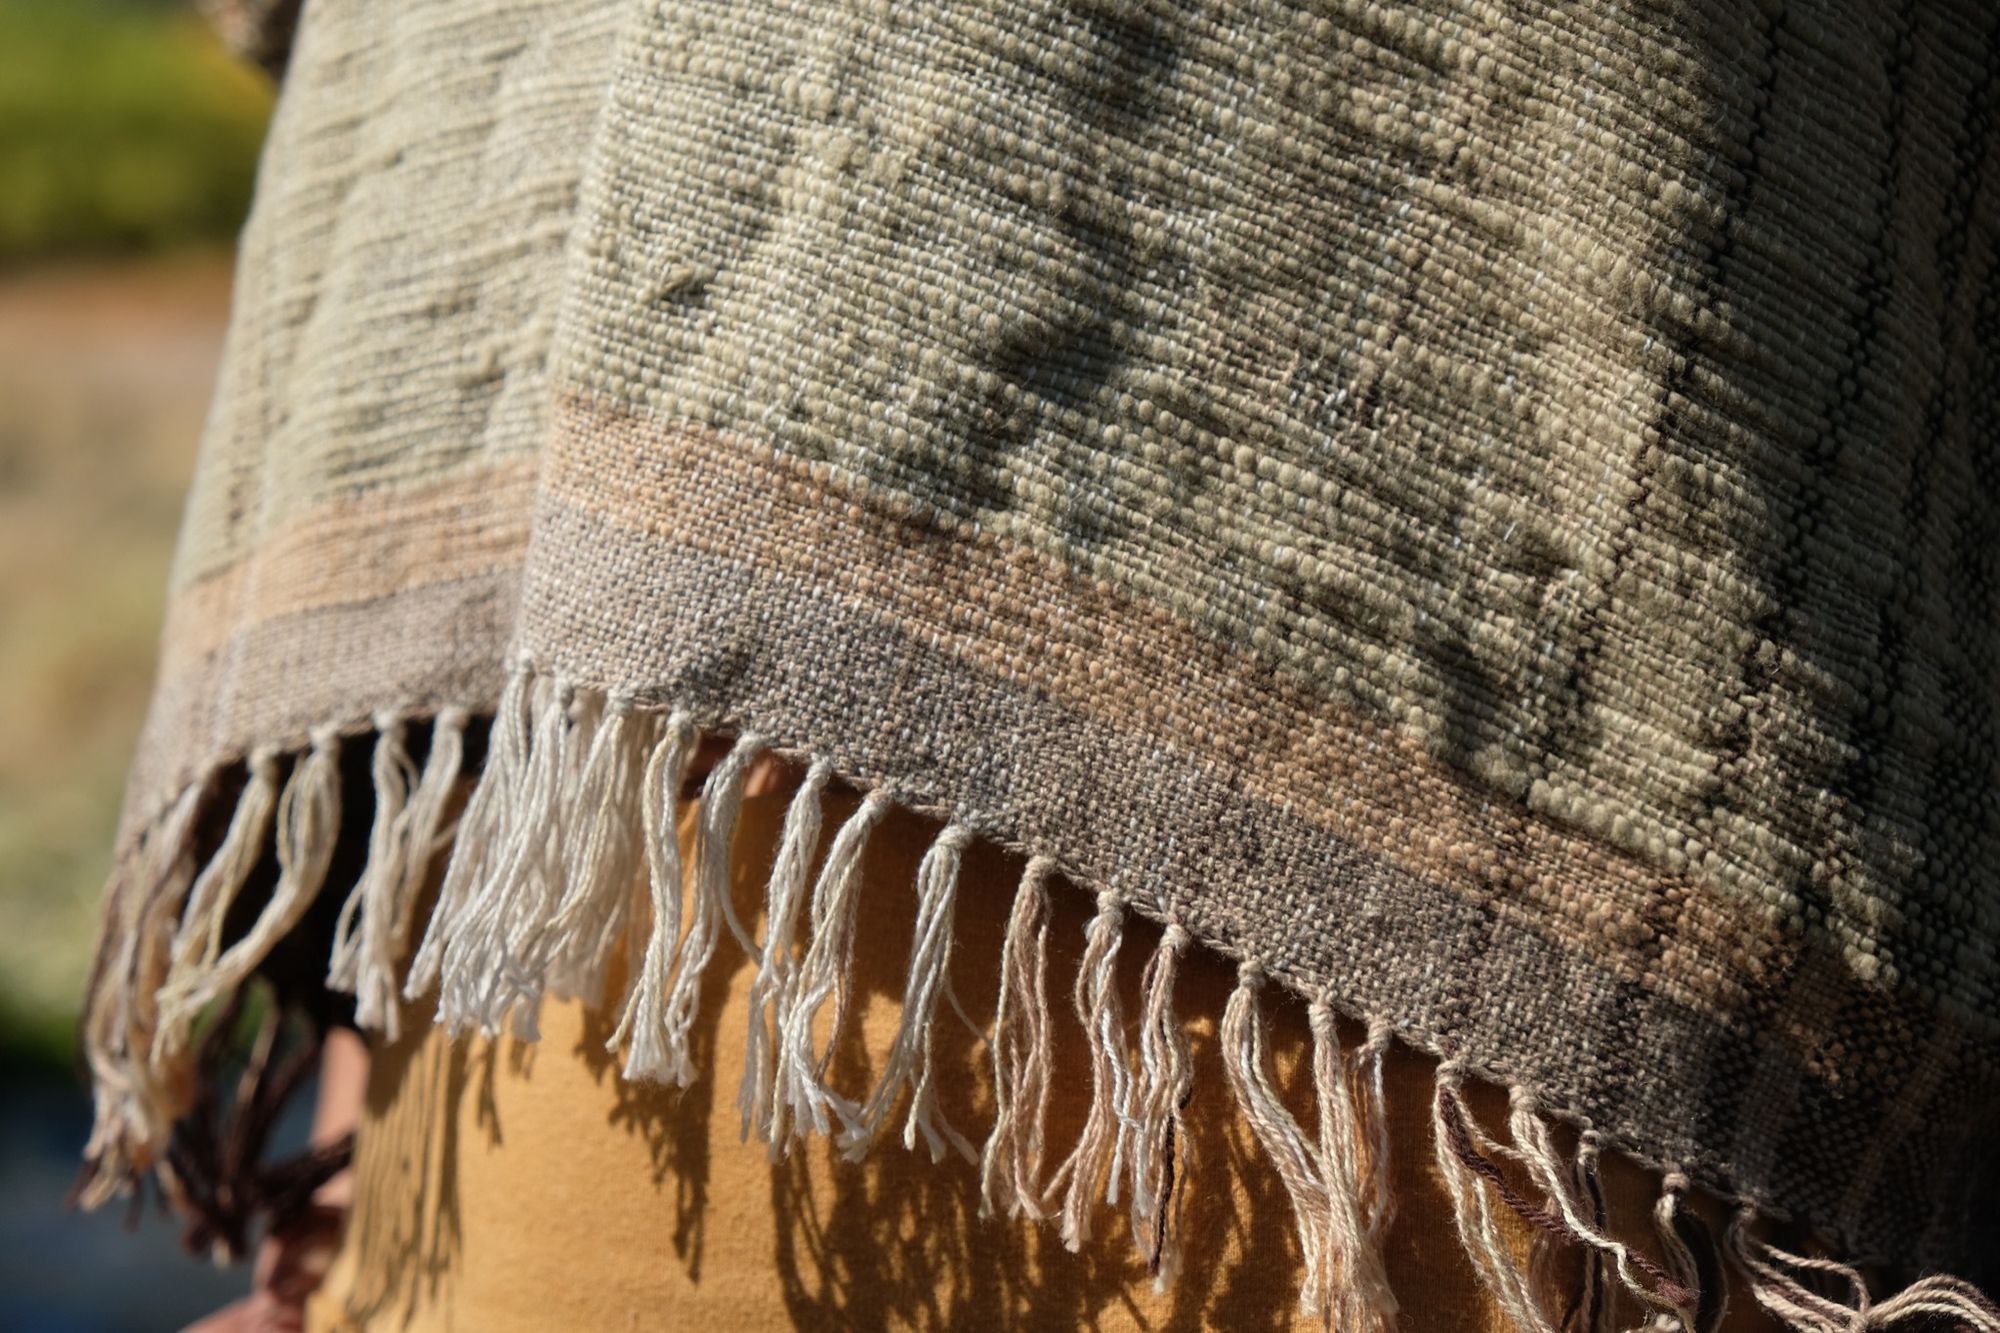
(74, 674, 2000, 1329)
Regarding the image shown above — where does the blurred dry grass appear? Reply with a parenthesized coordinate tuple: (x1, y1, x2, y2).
(0, 255, 235, 1062)
(0, 8, 279, 1323)
(0, 5, 332, 1289)
(0, 2, 269, 1066)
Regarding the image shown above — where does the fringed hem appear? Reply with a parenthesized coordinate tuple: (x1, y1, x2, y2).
(77, 663, 2000, 1329)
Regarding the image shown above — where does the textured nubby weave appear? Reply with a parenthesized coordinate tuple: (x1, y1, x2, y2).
(78, 0, 2000, 1324)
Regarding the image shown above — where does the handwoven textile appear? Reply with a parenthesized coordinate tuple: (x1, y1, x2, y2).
(80, 0, 2000, 1323)
(301, 789, 1771, 1333)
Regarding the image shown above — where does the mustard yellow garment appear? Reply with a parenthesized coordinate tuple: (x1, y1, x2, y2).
(309, 787, 1773, 1332)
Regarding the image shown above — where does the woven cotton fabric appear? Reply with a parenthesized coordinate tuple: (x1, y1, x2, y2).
(91, 0, 2000, 1288)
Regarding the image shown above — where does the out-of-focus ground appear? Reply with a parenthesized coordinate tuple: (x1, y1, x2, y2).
(0, 0, 269, 1058)
(0, 260, 264, 1333)
(0, 255, 231, 1061)
(1, 3, 279, 1327)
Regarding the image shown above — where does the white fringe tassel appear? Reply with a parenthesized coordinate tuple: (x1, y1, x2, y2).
(610, 711, 696, 1083)
(539, 697, 647, 1005)
(405, 669, 534, 1006)
(737, 758, 832, 1148)
(1129, 921, 1193, 1283)
(841, 824, 977, 1164)
(1509, 1089, 1696, 1327)
(979, 855, 1056, 1222)
(325, 707, 471, 1040)
(656, 732, 761, 1073)
(1049, 889, 1133, 1250)
(772, 785, 893, 1141)
(77, 674, 2000, 1329)
(1434, 1064, 1562, 1333)
(1654, 1171, 1719, 1332)
(1727, 1211, 2000, 1331)
(1308, 999, 1399, 1331)
(151, 749, 282, 1063)
(156, 728, 342, 1061)
(79, 777, 205, 1199)
(1219, 964, 1399, 1329)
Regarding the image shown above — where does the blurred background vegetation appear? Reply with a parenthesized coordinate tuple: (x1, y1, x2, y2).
(1, 5, 274, 1323)
(0, 0, 269, 1069)
(0, 0, 270, 259)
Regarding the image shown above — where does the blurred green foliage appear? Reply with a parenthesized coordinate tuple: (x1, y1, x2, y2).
(0, 0, 272, 260)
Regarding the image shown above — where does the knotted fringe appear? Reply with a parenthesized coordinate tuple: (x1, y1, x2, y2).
(431, 676, 576, 1038)
(149, 750, 281, 1066)
(737, 758, 832, 1148)
(79, 674, 2000, 1327)
(1048, 889, 1133, 1249)
(843, 824, 977, 1164)
(78, 778, 205, 1203)
(1220, 964, 1398, 1330)
(659, 732, 761, 1072)
(158, 728, 342, 1062)
(537, 697, 647, 1004)
(1128, 921, 1194, 1283)
(609, 711, 695, 1082)
(980, 855, 1055, 1222)
(1310, 1001, 1399, 1327)
(1507, 1090, 1698, 1329)
(1355, 1018, 1396, 1268)
(1548, 1132, 1618, 1333)
(327, 707, 469, 1040)
(1726, 1212, 2000, 1331)
(1437, 1068, 1753, 1333)
(327, 718, 413, 1030)
(1656, 1172, 1726, 1333)
(1434, 1065, 1555, 1332)
(772, 784, 893, 1141)
(404, 669, 534, 1006)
